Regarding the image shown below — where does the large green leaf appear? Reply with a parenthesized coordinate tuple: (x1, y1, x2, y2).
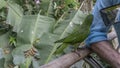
(12, 14, 55, 65)
(7, 3, 23, 32)
(16, 15, 55, 46)
(53, 10, 77, 35)
(0, 0, 6, 9)
(35, 33, 59, 65)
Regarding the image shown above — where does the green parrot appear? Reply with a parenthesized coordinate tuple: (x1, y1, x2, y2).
(54, 14, 93, 54)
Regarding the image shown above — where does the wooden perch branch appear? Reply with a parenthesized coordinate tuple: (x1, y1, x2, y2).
(40, 48, 91, 68)
(40, 31, 117, 68)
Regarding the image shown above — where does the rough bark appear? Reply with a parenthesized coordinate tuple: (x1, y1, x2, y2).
(40, 48, 90, 68)
(40, 31, 117, 68)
